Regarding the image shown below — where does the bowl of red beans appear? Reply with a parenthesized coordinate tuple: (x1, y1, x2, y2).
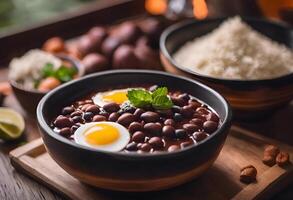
(37, 70, 232, 191)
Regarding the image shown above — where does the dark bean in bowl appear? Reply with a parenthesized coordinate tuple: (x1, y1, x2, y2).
(37, 70, 232, 191)
(51, 85, 221, 153)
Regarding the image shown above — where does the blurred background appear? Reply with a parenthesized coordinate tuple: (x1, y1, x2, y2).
(0, 0, 292, 34)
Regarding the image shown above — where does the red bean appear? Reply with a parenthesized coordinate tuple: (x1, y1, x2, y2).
(83, 112, 94, 121)
(144, 123, 162, 135)
(148, 137, 164, 149)
(206, 113, 219, 123)
(62, 107, 75, 115)
(190, 118, 204, 127)
(117, 113, 136, 126)
(108, 112, 120, 122)
(70, 110, 83, 117)
(59, 127, 71, 136)
(140, 143, 152, 152)
(126, 142, 138, 151)
(85, 105, 100, 114)
(180, 105, 194, 118)
(175, 129, 187, 139)
(193, 131, 208, 142)
(93, 115, 106, 122)
(164, 119, 175, 126)
(162, 125, 175, 138)
(54, 116, 73, 128)
(203, 121, 218, 133)
(168, 145, 180, 152)
(180, 141, 193, 148)
(134, 108, 144, 118)
(132, 131, 145, 143)
(183, 124, 199, 134)
(103, 102, 120, 113)
(140, 111, 160, 123)
(129, 122, 143, 133)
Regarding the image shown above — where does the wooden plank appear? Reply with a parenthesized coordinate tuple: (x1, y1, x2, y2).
(9, 126, 293, 200)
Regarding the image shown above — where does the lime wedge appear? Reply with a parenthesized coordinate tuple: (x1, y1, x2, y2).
(0, 108, 25, 140)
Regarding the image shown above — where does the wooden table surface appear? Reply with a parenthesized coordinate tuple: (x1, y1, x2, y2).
(0, 67, 293, 200)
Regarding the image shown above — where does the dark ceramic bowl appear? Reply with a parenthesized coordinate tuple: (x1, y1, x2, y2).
(37, 70, 232, 191)
(10, 54, 84, 115)
(160, 17, 293, 119)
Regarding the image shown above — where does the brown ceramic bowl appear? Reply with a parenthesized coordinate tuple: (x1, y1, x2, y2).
(37, 70, 232, 191)
(160, 17, 293, 120)
(10, 54, 84, 115)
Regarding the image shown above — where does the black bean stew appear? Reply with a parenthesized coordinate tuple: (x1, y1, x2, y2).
(52, 85, 221, 153)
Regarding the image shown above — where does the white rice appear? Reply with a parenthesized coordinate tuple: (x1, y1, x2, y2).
(9, 49, 61, 89)
(173, 16, 293, 80)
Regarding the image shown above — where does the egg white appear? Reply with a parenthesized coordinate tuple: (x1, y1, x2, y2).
(92, 89, 128, 107)
(74, 122, 130, 152)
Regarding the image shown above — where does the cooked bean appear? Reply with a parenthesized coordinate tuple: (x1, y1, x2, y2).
(108, 112, 120, 122)
(206, 113, 220, 123)
(140, 111, 160, 123)
(196, 107, 210, 115)
(85, 105, 100, 114)
(59, 127, 71, 136)
(117, 113, 136, 126)
(162, 125, 175, 138)
(164, 119, 175, 126)
(132, 131, 145, 143)
(93, 115, 106, 122)
(70, 110, 83, 117)
(134, 108, 144, 118)
(168, 145, 180, 152)
(180, 105, 194, 118)
(103, 102, 120, 113)
(203, 121, 218, 133)
(193, 131, 208, 142)
(54, 116, 73, 128)
(72, 116, 83, 123)
(188, 99, 201, 109)
(144, 123, 162, 135)
(62, 107, 75, 115)
(183, 124, 199, 134)
(140, 143, 152, 152)
(173, 113, 183, 122)
(175, 129, 187, 139)
(148, 137, 164, 149)
(171, 96, 186, 106)
(83, 112, 94, 121)
(126, 142, 138, 151)
(129, 122, 143, 133)
(190, 118, 204, 127)
(81, 104, 92, 112)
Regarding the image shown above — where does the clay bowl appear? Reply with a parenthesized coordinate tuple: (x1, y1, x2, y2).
(160, 17, 293, 120)
(10, 55, 83, 115)
(37, 70, 232, 192)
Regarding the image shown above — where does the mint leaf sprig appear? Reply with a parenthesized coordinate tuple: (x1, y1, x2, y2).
(127, 87, 173, 110)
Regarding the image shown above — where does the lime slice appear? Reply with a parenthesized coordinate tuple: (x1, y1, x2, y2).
(0, 108, 25, 140)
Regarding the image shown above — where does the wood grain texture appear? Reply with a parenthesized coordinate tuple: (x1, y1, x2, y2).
(9, 126, 293, 200)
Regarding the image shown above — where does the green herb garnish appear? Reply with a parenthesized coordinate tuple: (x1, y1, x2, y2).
(127, 87, 173, 110)
(41, 63, 77, 83)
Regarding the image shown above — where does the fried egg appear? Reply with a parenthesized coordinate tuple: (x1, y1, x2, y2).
(92, 89, 128, 107)
(74, 122, 130, 152)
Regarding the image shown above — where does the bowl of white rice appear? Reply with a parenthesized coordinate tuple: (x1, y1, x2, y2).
(160, 16, 293, 119)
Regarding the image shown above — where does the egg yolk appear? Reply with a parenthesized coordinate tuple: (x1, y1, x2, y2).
(84, 124, 119, 146)
(102, 91, 128, 104)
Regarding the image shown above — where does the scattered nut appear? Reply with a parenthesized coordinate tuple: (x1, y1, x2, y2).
(240, 165, 257, 184)
(276, 152, 290, 167)
(262, 145, 280, 166)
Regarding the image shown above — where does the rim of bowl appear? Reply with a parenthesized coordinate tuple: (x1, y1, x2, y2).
(160, 17, 293, 86)
(37, 69, 232, 158)
(9, 54, 84, 95)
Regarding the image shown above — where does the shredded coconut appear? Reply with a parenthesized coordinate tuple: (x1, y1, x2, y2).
(173, 16, 293, 80)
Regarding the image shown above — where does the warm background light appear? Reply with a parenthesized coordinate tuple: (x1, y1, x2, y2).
(193, 0, 208, 19)
(258, 0, 293, 19)
(145, 0, 167, 15)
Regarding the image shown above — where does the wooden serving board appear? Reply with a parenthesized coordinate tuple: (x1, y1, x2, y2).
(9, 126, 293, 200)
